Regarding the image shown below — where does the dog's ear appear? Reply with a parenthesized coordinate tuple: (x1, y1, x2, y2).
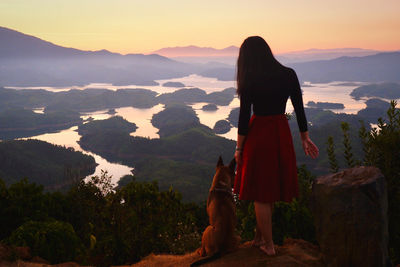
(217, 156, 224, 167)
(229, 158, 236, 173)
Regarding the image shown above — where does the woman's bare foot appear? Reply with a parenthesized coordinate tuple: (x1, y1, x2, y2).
(259, 243, 276, 256)
(251, 238, 265, 247)
(252, 225, 265, 247)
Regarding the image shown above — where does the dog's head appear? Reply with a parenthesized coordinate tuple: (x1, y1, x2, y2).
(211, 156, 236, 189)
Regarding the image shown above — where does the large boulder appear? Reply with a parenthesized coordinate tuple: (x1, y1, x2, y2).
(311, 166, 389, 266)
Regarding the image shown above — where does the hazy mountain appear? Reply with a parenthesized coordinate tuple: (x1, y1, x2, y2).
(0, 27, 197, 87)
(292, 52, 400, 83)
(152, 45, 239, 57)
(199, 52, 400, 83)
(277, 48, 381, 63)
(1, 27, 399, 86)
(152, 45, 384, 65)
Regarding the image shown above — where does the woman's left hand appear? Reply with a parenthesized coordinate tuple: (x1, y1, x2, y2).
(235, 150, 242, 165)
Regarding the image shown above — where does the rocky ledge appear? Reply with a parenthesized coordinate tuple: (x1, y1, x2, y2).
(131, 239, 323, 267)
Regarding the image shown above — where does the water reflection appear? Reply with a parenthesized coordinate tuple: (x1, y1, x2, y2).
(10, 79, 384, 186)
(115, 104, 164, 139)
(24, 126, 133, 186)
(5, 74, 236, 94)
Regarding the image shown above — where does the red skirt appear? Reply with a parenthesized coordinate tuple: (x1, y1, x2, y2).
(234, 114, 299, 203)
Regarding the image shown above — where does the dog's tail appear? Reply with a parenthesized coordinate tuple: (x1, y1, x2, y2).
(190, 252, 221, 267)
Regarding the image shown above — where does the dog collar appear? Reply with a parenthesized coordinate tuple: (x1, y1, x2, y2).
(210, 187, 233, 196)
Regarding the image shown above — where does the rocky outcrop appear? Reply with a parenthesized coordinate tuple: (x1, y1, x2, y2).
(131, 239, 324, 267)
(1, 239, 323, 267)
(311, 166, 389, 267)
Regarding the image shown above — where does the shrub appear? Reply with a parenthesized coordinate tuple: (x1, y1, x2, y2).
(8, 220, 82, 264)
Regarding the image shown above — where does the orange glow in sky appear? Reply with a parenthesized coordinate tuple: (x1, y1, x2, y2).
(0, 0, 399, 54)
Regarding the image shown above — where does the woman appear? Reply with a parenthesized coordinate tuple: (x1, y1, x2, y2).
(234, 36, 319, 256)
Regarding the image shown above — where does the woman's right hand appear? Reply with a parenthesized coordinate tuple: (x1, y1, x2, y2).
(301, 131, 319, 159)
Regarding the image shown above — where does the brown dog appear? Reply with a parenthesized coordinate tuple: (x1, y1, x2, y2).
(192, 157, 240, 266)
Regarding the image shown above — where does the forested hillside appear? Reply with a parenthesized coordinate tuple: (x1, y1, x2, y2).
(0, 139, 96, 190)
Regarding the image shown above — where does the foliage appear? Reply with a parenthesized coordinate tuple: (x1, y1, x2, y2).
(366, 101, 400, 263)
(326, 136, 339, 173)
(0, 179, 47, 240)
(8, 220, 82, 264)
(0, 172, 206, 266)
(341, 122, 356, 167)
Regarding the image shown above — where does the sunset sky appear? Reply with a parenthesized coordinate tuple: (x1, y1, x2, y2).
(0, 0, 399, 54)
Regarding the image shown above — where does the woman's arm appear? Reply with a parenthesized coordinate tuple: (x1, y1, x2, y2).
(235, 92, 251, 164)
(235, 134, 246, 165)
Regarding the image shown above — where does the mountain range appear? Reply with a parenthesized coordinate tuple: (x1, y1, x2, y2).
(152, 45, 384, 64)
(0, 27, 199, 87)
(1, 26, 399, 86)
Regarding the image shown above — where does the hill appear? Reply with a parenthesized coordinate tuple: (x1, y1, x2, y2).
(0, 139, 96, 189)
(0, 27, 196, 86)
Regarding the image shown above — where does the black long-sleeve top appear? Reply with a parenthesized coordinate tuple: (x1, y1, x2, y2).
(238, 67, 308, 135)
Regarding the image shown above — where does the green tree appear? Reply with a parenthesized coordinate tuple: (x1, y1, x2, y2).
(341, 122, 356, 167)
(8, 220, 82, 264)
(326, 136, 339, 173)
(366, 101, 400, 263)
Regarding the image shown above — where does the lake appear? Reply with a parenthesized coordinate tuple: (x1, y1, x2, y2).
(10, 75, 379, 186)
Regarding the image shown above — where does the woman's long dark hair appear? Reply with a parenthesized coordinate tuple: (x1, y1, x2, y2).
(236, 36, 281, 97)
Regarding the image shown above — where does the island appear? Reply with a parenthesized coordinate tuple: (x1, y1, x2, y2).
(201, 104, 218, 111)
(333, 82, 360, 86)
(162, 81, 186, 87)
(77, 116, 137, 136)
(307, 101, 345, 109)
(107, 108, 117, 115)
(350, 82, 400, 100)
(156, 87, 235, 106)
(301, 83, 313, 87)
(213, 120, 232, 134)
(227, 107, 240, 126)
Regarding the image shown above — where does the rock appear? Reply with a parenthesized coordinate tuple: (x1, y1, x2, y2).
(130, 239, 324, 267)
(213, 120, 232, 134)
(0, 244, 31, 261)
(311, 166, 389, 267)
